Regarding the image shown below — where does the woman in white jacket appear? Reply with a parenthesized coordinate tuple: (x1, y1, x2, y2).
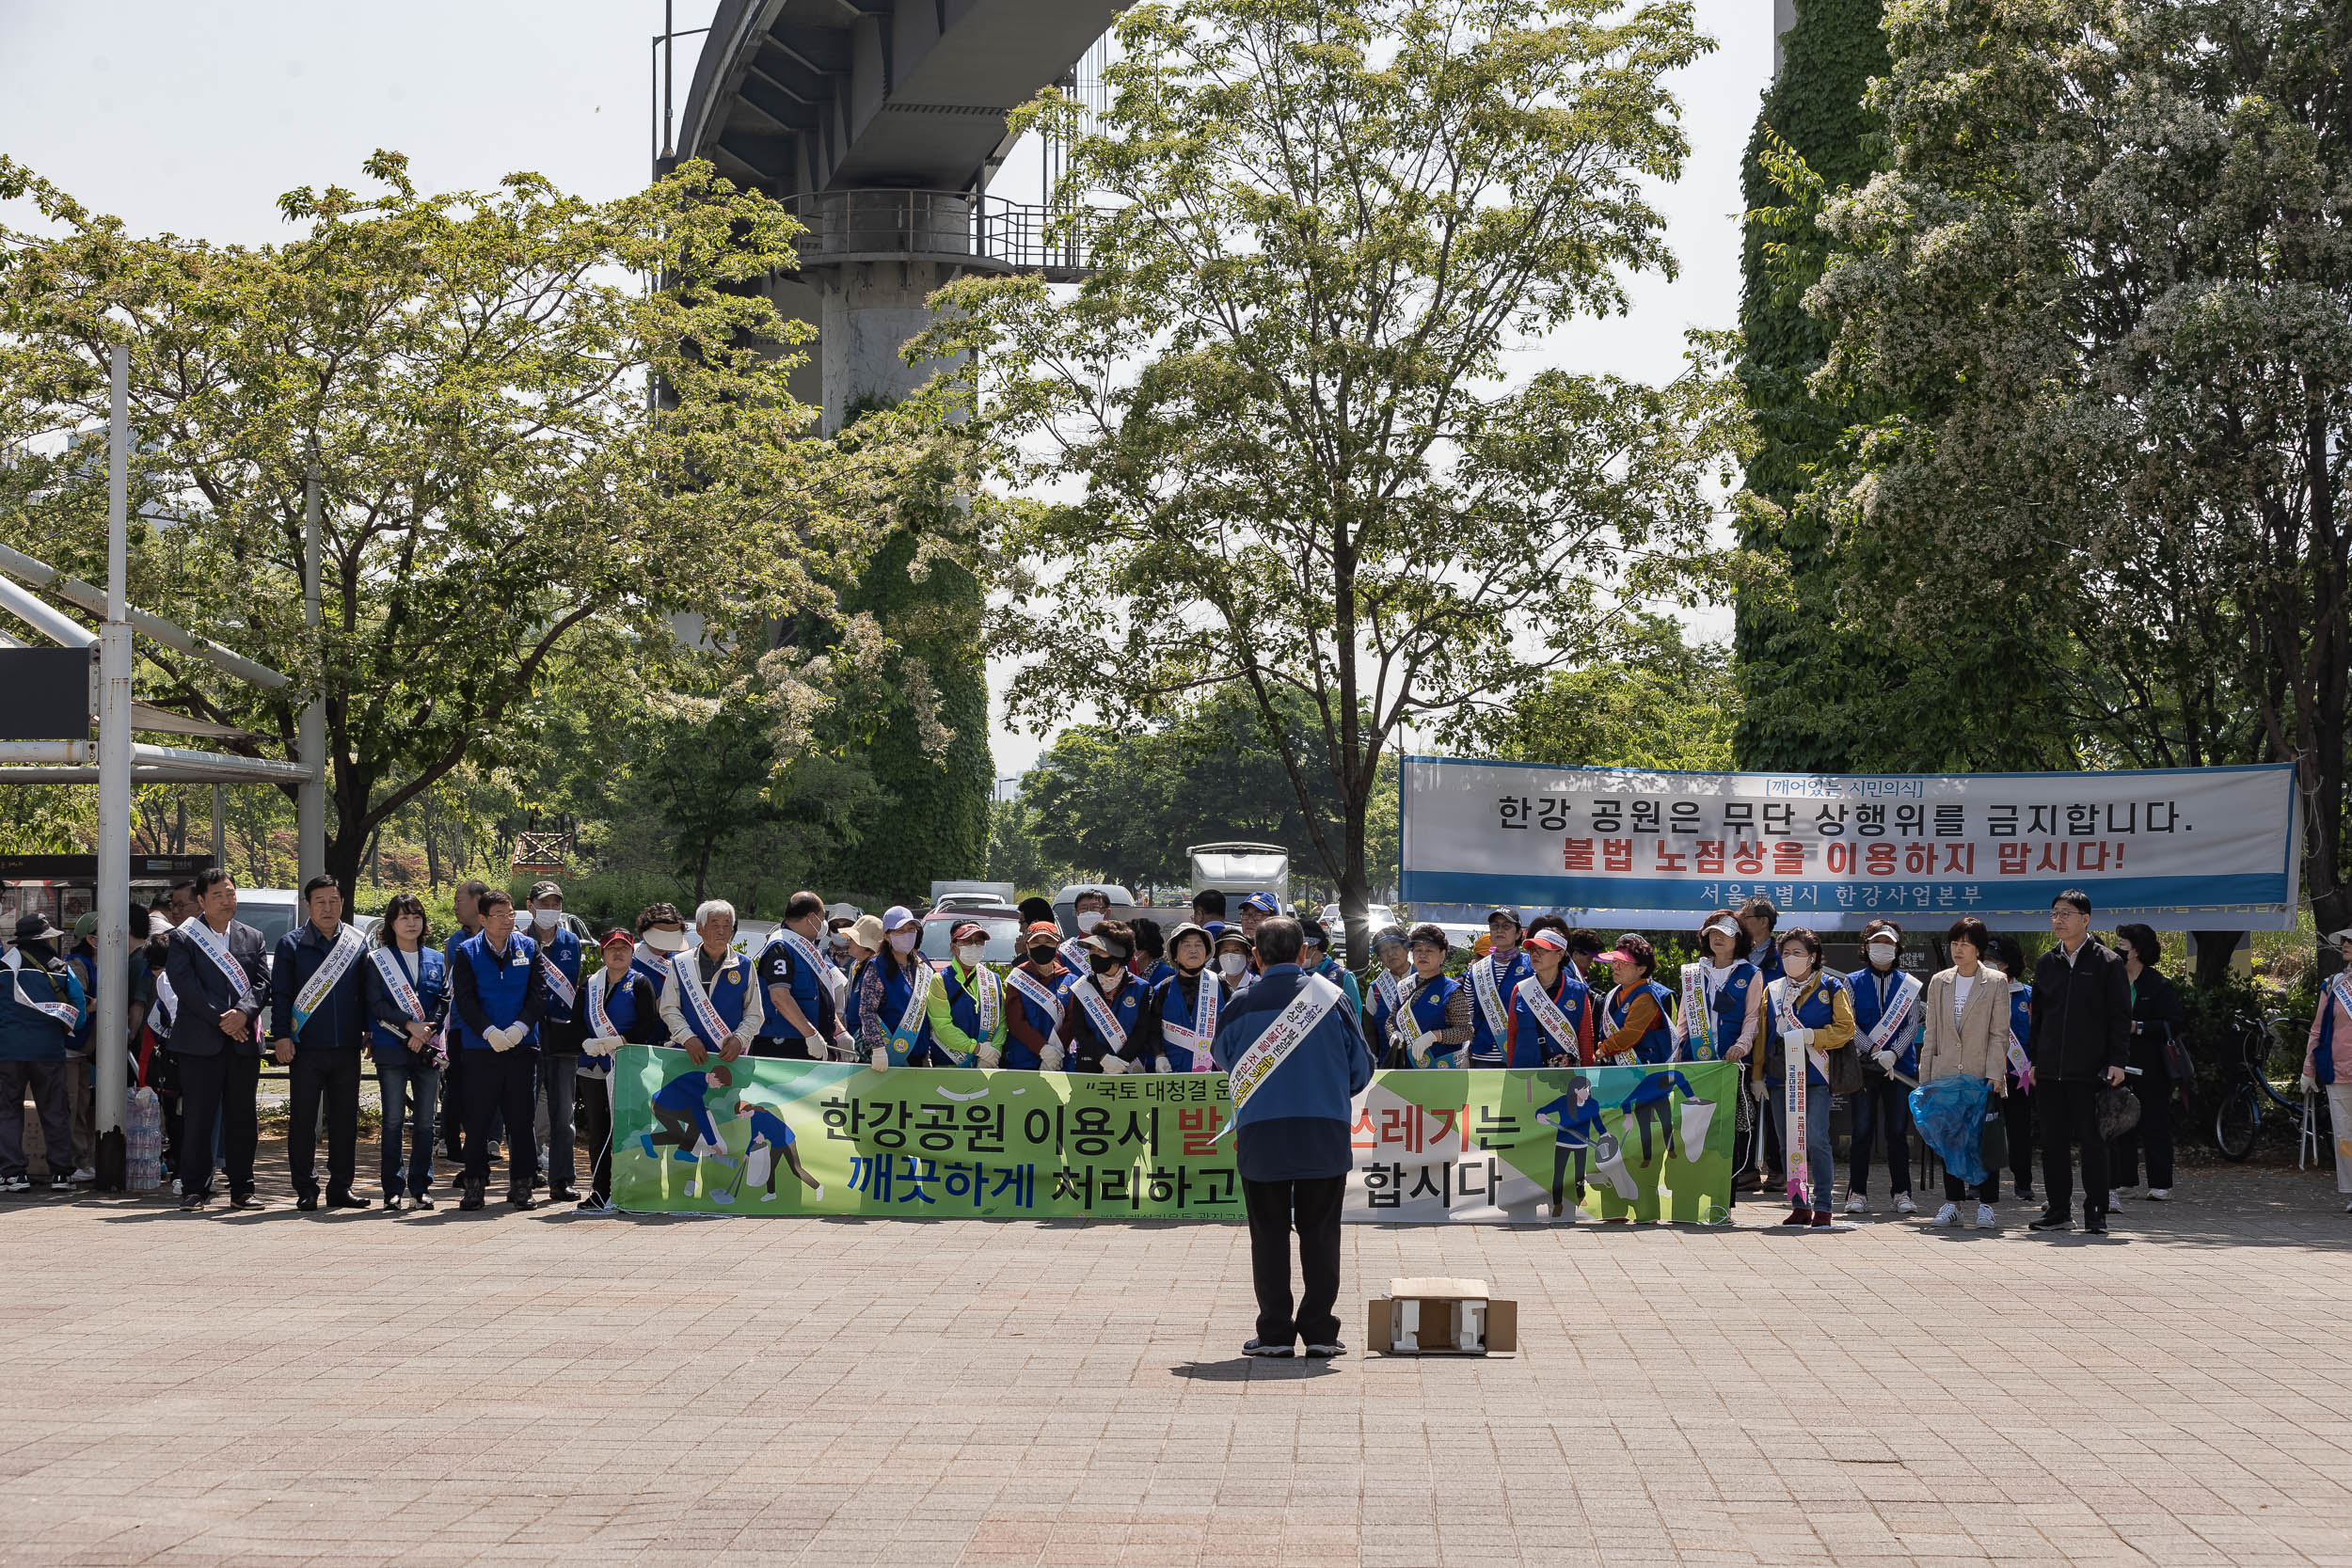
(1917, 915, 2009, 1229)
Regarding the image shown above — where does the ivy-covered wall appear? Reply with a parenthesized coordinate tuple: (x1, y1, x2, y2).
(1731, 0, 1890, 772)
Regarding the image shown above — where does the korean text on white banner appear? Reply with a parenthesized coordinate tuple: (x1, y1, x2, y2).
(1400, 759, 2301, 931)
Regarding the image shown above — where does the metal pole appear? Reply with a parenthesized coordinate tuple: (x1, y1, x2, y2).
(298, 464, 326, 886)
(211, 783, 226, 867)
(663, 0, 675, 159)
(95, 342, 133, 1177)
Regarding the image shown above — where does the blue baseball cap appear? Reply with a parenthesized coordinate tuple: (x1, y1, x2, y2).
(882, 905, 918, 931)
(1240, 892, 1279, 913)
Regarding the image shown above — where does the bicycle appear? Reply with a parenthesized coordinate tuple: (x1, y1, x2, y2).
(2213, 1011, 2330, 1164)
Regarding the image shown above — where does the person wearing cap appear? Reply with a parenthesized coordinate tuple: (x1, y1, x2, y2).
(1211, 923, 1258, 1002)
(1593, 935, 1677, 1065)
(1297, 919, 1363, 1024)
(855, 905, 937, 1069)
(838, 911, 886, 1047)
(163, 868, 270, 1211)
(578, 926, 663, 1212)
(633, 902, 691, 988)
(523, 881, 587, 1200)
(927, 920, 1008, 1068)
(1004, 922, 1069, 1070)
(1057, 918, 1154, 1072)
(1679, 912, 1762, 1204)
(1361, 926, 1414, 1062)
(267, 875, 375, 1212)
(0, 911, 87, 1195)
(450, 887, 548, 1212)
(753, 891, 841, 1061)
(2304, 927, 2352, 1212)
(364, 893, 447, 1212)
(1134, 922, 1228, 1073)
(1507, 927, 1593, 1068)
(1394, 923, 1472, 1067)
(657, 900, 764, 1067)
(1844, 918, 1922, 1217)
(1465, 909, 1532, 1068)
(1237, 892, 1279, 964)
(1763, 926, 1856, 1227)
(1211, 915, 1374, 1358)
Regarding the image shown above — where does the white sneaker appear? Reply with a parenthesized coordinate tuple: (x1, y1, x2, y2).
(1845, 1193, 1872, 1214)
(804, 1183, 822, 1201)
(2107, 1189, 2128, 1209)
(1931, 1202, 1959, 1227)
(1976, 1203, 1998, 1230)
(1894, 1194, 1917, 1215)
(683, 1181, 698, 1198)
(68, 1165, 95, 1183)
(760, 1191, 778, 1202)
(2144, 1188, 2170, 1201)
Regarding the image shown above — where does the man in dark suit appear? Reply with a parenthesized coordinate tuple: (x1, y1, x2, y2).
(2026, 889, 2132, 1235)
(164, 868, 270, 1211)
(1211, 916, 1374, 1358)
(268, 875, 373, 1212)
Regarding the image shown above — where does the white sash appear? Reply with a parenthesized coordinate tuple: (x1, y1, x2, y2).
(891, 959, 933, 1049)
(1008, 965, 1063, 1027)
(7, 956, 78, 1030)
(369, 947, 427, 1022)
(292, 924, 366, 1033)
(152, 971, 177, 1030)
(1860, 970, 1922, 1058)
(1514, 974, 1581, 1061)
(1679, 964, 1716, 1060)
(1222, 975, 1344, 1132)
(1070, 972, 1128, 1053)
(1772, 976, 1812, 1209)
(775, 927, 844, 998)
(1767, 975, 1832, 1082)
(585, 966, 620, 1040)
(1159, 974, 1221, 1069)
(1386, 972, 1425, 1053)
(2328, 971, 2352, 1022)
(181, 918, 257, 1010)
(1057, 937, 1089, 975)
(2005, 980, 2034, 1089)
(1469, 955, 1508, 1036)
(957, 963, 1001, 1037)
(1373, 969, 1403, 1020)
(669, 950, 736, 1051)
(542, 948, 577, 1012)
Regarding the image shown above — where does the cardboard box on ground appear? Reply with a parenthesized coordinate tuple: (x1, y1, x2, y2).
(1368, 1276, 1518, 1356)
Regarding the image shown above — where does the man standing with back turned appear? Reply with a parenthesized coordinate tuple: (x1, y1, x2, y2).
(1212, 915, 1373, 1359)
(2026, 890, 2131, 1236)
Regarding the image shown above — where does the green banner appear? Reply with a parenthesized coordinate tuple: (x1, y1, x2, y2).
(609, 1046, 1738, 1224)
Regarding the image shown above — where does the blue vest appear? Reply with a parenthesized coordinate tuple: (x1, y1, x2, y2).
(940, 963, 994, 1058)
(873, 951, 934, 1058)
(67, 951, 96, 1050)
(1058, 972, 1147, 1068)
(456, 930, 538, 1051)
(1768, 972, 1847, 1087)
(1466, 949, 1531, 1062)
(1682, 961, 1756, 1062)
(670, 951, 755, 1042)
(580, 971, 640, 1073)
(1607, 980, 1677, 1064)
(1847, 965, 1921, 1076)
(370, 946, 447, 1054)
(1153, 970, 1225, 1073)
(539, 926, 583, 1024)
(1405, 974, 1463, 1065)
(1003, 964, 1062, 1070)
(1506, 970, 1589, 1068)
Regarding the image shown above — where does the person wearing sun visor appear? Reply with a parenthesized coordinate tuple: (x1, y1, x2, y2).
(1004, 921, 1069, 1070)
(1131, 922, 1228, 1073)
(1056, 918, 1154, 1073)
(926, 919, 1008, 1069)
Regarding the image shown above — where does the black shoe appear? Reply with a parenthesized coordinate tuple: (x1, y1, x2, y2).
(409, 1190, 436, 1211)
(458, 1181, 485, 1212)
(229, 1193, 263, 1211)
(1303, 1341, 1347, 1358)
(294, 1193, 320, 1212)
(1242, 1338, 1294, 1357)
(2027, 1210, 2072, 1231)
(2014, 1181, 2037, 1202)
(2084, 1211, 2109, 1236)
(383, 1195, 406, 1213)
(180, 1189, 211, 1212)
(325, 1192, 371, 1210)
(548, 1186, 579, 1203)
(507, 1191, 538, 1211)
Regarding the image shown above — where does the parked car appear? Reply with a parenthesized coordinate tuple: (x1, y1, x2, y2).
(919, 905, 1025, 965)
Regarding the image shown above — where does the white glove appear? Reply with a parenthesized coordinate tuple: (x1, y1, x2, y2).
(485, 1024, 513, 1052)
(1099, 1053, 1130, 1076)
(2302, 1072, 2318, 1094)
(1784, 1027, 1814, 1051)
(977, 1043, 1002, 1069)
(869, 1047, 890, 1071)
(1873, 1049, 1898, 1072)
(1408, 1032, 1436, 1068)
(833, 1031, 855, 1058)
(1041, 1046, 1064, 1071)
(1152, 1056, 1170, 1076)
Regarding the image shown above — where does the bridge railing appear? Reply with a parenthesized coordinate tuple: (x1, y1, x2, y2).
(785, 190, 1096, 280)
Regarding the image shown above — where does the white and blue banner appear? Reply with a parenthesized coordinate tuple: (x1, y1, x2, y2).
(1401, 759, 2301, 931)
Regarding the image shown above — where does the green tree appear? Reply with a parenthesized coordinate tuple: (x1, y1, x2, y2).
(0, 152, 888, 902)
(1796, 0, 2352, 949)
(1474, 615, 1738, 771)
(927, 0, 1747, 955)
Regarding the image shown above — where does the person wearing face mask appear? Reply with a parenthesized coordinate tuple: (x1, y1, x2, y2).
(1135, 922, 1227, 1073)
(1464, 909, 1530, 1068)
(1681, 912, 1762, 1199)
(1057, 919, 1155, 1073)
(1918, 916, 2008, 1229)
(1394, 925, 1471, 1068)
(1593, 935, 1676, 1066)
(1762, 926, 1856, 1227)
(1210, 925, 1257, 1002)
(927, 920, 1008, 1069)
(0, 913, 87, 1196)
(753, 892, 843, 1062)
(438, 879, 492, 1166)
(1070, 887, 1112, 951)
(856, 906, 938, 1069)
(657, 900, 763, 1069)
(1844, 918, 1922, 1217)
(576, 927, 662, 1213)
(1361, 926, 1413, 1061)
(1004, 921, 1069, 1070)
(449, 888, 548, 1212)
(1296, 921, 1362, 1023)
(523, 882, 586, 1202)
(1986, 933, 2038, 1203)
(1506, 928, 1593, 1069)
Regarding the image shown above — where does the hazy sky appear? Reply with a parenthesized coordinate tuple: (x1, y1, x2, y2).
(0, 1, 1777, 780)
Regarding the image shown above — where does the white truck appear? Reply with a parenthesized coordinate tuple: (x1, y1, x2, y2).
(1188, 842, 1291, 912)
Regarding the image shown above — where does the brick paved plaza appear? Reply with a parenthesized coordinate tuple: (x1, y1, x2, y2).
(5, 1155, 2349, 1568)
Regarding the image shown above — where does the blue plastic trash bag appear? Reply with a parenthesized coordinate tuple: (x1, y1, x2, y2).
(1909, 1076, 1991, 1187)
